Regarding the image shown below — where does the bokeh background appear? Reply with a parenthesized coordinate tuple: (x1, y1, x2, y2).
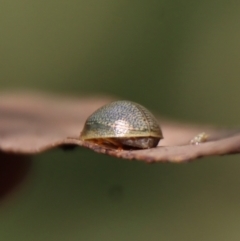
(1, 1, 240, 240)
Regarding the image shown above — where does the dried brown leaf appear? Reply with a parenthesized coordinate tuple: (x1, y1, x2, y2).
(0, 92, 239, 163)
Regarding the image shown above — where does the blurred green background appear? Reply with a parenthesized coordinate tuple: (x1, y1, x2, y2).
(1, 0, 240, 240)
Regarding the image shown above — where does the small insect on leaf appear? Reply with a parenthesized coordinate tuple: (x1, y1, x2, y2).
(80, 100, 163, 149)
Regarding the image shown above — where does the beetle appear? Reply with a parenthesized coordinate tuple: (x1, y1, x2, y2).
(80, 100, 163, 149)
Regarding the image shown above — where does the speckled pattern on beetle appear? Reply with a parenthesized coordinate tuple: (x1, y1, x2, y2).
(80, 100, 163, 149)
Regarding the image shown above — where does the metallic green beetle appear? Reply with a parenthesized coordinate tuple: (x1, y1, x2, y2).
(80, 100, 163, 149)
